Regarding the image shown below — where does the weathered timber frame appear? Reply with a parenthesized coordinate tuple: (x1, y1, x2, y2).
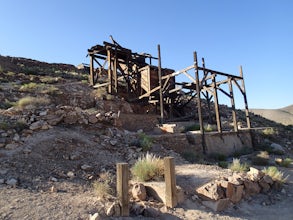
(88, 38, 251, 135)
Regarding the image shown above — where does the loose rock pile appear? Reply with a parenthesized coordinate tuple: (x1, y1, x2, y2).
(196, 167, 279, 211)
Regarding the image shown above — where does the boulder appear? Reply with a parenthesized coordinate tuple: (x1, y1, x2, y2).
(226, 182, 244, 203)
(263, 175, 274, 185)
(243, 180, 261, 196)
(247, 167, 264, 181)
(6, 178, 18, 186)
(196, 182, 225, 201)
(29, 120, 45, 130)
(88, 114, 98, 124)
(63, 111, 78, 124)
(132, 183, 147, 201)
(259, 178, 271, 192)
(144, 182, 184, 204)
(270, 143, 285, 154)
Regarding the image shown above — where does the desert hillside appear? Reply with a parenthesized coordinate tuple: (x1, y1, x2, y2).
(0, 55, 292, 219)
(250, 105, 293, 126)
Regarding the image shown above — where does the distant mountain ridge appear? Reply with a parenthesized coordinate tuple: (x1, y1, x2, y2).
(250, 104, 293, 126)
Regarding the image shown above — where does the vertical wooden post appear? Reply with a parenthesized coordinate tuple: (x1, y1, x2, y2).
(229, 78, 238, 132)
(239, 66, 251, 129)
(116, 163, 129, 216)
(212, 74, 222, 133)
(164, 157, 177, 208)
(89, 55, 94, 86)
(107, 48, 112, 94)
(113, 50, 118, 94)
(202, 58, 212, 124)
(194, 52, 206, 154)
(158, 45, 164, 124)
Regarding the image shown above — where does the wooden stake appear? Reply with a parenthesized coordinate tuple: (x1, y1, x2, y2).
(116, 163, 129, 216)
(164, 157, 177, 208)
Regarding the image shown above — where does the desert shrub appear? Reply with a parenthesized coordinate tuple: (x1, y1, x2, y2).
(40, 76, 59, 84)
(276, 158, 293, 168)
(16, 96, 50, 109)
(131, 152, 164, 182)
(262, 166, 288, 183)
(138, 133, 153, 151)
(6, 71, 16, 76)
(92, 172, 114, 198)
(19, 83, 60, 95)
(252, 151, 270, 165)
(228, 158, 249, 172)
(262, 127, 276, 136)
(19, 82, 39, 92)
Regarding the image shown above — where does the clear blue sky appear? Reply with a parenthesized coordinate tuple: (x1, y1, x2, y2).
(1, 0, 292, 109)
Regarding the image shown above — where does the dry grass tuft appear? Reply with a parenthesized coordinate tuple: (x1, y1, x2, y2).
(262, 166, 288, 183)
(131, 152, 164, 182)
(16, 96, 50, 109)
(228, 158, 249, 172)
(92, 172, 114, 198)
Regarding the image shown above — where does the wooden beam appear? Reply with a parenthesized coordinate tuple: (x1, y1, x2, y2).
(240, 66, 251, 129)
(195, 52, 206, 154)
(107, 49, 112, 94)
(198, 67, 243, 80)
(162, 65, 194, 80)
(229, 78, 238, 132)
(202, 57, 212, 123)
(164, 157, 177, 208)
(158, 45, 164, 123)
(116, 163, 129, 216)
(89, 55, 94, 86)
(212, 74, 222, 133)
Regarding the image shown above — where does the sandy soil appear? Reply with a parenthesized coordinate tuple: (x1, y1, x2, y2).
(1, 126, 293, 220)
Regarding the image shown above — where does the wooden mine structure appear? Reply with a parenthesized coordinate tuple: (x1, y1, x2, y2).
(88, 37, 251, 135)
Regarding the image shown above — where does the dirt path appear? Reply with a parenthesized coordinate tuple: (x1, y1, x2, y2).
(0, 126, 293, 220)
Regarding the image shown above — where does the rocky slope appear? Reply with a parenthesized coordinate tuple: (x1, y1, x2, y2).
(0, 55, 292, 219)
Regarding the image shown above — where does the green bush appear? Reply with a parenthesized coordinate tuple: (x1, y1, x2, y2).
(131, 152, 164, 182)
(276, 158, 293, 168)
(228, 158, 249, 172)
(138, 133, 153, 151)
